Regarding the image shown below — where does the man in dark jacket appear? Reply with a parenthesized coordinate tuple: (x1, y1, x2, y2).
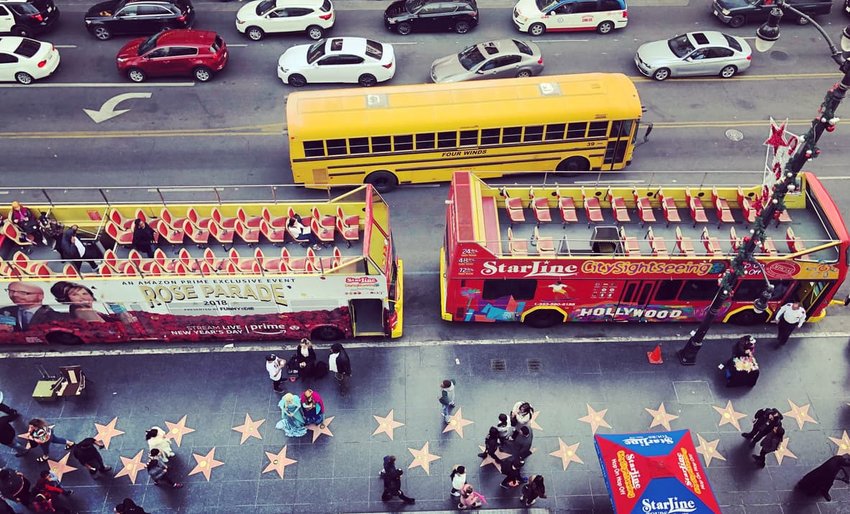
(329, 343, 351, 395)
(499, 455, 525, 489)
(753, 425, 785, 468)
(477, 426, 501, 462)
(0, 414, 27, 457)
(380, 455, 414, 504)
(115, 498, 149, 513)
(72, 438, 112, 477)
(742, 408, 783, 447)
(0, 468, 31, 506)
(510, 425, 534, 463)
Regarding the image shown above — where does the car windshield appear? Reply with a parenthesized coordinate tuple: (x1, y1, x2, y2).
(257, 0, 276, 16)
(457, 45, 486, 70)
(306, 40, 326, 64)
(536, 0, 559, 11)
(138, 33, 160, 55)
(365, 40, 383, 60)
(405, 0, 426, 13)
(14, 38, 41, 58)
(667, 34, 695, 58)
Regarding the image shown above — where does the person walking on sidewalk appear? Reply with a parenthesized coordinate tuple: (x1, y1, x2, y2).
(753, 425, 785, 468)
(329, 343, 352, 395)
(458, 484, 485, 509)
(146, 450, 182, 488)
(742, 408, 783, 447)
(276, 393, 307, 437)
(507, 426, 533, 463)
(0, 413, 27, 457)
(499, 455, 525, 489)
(145, 427, 174, 463)
(439, 379, 456, 424)
(380, 455, 415, 505)
(115, 498, 149, 513)
(773, 301, 806, 347)
(477, 427, 501, 462)
(26, 419, 74, 463)
(510, 401, 534, 429)
(71, 438, 112, 477)
(0, 393, 19, 418)
(300, 389, 325, 428)
(797, 454, 850, 501)
(34, 469, 73, 499)
(495, 414, 511, 445)
(266, 354, 287, 394)
(520, 474, 547, 506)
(449, 465, 467, 497)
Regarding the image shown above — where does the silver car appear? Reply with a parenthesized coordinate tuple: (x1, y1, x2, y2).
(635, 31, 751, 81)
(430, 39, 543, 83)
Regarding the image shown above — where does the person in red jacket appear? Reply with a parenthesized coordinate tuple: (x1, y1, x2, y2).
(32, 471, 73, 514)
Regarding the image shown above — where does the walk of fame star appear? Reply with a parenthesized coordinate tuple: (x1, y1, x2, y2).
(549, 438, 583, 471)
(94, 417, 125, 449)
(695, 434, 725, 467)
(164, 415, 196, 447)
(263, 446, 297, 479)
(307, 416, 334, 443)
(231, 414, 265, 444)
(783, 400, 818, 430)
(712, 401, 747, 431)
(528, 410, 543, 431)
(645, 403, 679, 431)
(48, 453, 77, 481)
(372, 409, 405, 440)
(189, 448, 224, 481)
(478, 445, 511, 471)
(773, 437, 797, 465)
(578, 404, 611, 435)
(443, 408, 474, 438)
(828, 431, 850, 456)
(407, 442, 440, 475)
(114, 450, 146, 484)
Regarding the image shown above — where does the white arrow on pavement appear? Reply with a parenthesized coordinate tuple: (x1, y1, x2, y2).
(83, 92, 152, 123)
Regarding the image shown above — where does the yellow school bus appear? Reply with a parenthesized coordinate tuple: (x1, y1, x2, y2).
(286, 73, 644, 192)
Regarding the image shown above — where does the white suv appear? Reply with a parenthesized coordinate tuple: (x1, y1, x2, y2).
(513, 0, 628, 36)
(236, 0, 334, 41)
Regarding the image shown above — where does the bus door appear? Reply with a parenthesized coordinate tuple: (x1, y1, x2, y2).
(794, 279, 836, 318)
(615, 279, 656, 321)
(603, 120, 633, 170)
(350, 299, 385, 336)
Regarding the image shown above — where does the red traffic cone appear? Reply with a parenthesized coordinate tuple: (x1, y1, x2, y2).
(647, 344, 663, 364)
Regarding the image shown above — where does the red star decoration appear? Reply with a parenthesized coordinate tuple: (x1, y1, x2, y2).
(764, 118, 789, 153)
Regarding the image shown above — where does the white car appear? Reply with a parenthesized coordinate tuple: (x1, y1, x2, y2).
(278, 37, 395, 87)
(236, 0, 334, 41)
(0, 36, 58, 84)
(513, 0, 628, 36)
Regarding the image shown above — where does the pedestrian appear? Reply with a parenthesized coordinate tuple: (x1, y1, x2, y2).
(520, 474, 547, 506)
(499, 455, 525, 489)
(753, 425, 785, 468)
(115, 498, 148, 513)
(34, 469, 73, 497)
(71, 438, 112, 477)
(131, 219, 156, 259)
(494, 413, 511, 445)
(477, 426, 501, 462)
(506, 425, 533, 463)
(773, 301, 806, 346)
(26, 419, 74, 463)
(300, 389, 325, 428)
(275, 393, 307, 437)
(0, 392, 20, 418)
(30, 491, 72, 514)
(742, 408, 783, 447)
(457, 483, 485, 510)
(510, 401, 534, 428)
(0, 413, 27, 457)
(438, 379, 456, 424)
(58, 225, 99, 272)
(0, 467, 31, 506)
(145, 427, 174, 463)
(449, 465, 467, 497)
(379, 455, 415, 504)
(797, 454, 850, 501)
(146, 449, 182, 488)
(289, 338, 317, 379)
(329, 343, 351, 395)
(266, 353, 287, 394)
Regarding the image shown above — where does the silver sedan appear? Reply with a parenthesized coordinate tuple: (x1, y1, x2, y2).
(635, 31, 751, 81)
(430, 39, 543, 83)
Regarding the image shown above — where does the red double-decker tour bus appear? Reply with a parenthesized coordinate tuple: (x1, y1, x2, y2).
(441, 171, 849, 327)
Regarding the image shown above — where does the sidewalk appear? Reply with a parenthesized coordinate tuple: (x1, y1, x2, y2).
(0, 334, 847, 513)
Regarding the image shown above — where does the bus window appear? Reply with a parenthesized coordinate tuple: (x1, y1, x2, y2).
(545, 123, 566, 140)
(304, 140, 325, 157)
(566, 122, 587, 139)
(326, 138, 347, 156)
(459, 130, 479, 147)
(481, 128, 500, 145)
(416, 133, 435, 150)
(372, 136, 392, 153)
(588, 121, 609, 138)
(394, 134, 413, 152)
(349, 137, 369, 154)
(482, 279, 537, 301)
(655, 280, 683, 301)
(503, 126, 522, 143)
(732, 280, 791, 301)
(438, 131, 457, 148)
(679, 280, 718, 301)
(524, 125, 544, 142)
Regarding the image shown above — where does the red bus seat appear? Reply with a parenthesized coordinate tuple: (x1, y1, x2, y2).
(311, 217, 335, 246)
(260, 219, 287, 246)
(211, 207, 237, 229)
(237, 207, 262, 229)
(786, 227, 805, 253)
(500, 187, 525, 224)
(160, 207, 188, 232)
(235, 220, 261, 246)
(646, 226, 667, 257)
(607, 188, 630, 223)
(634, 189, 656, 226)
(686, 188, 708, 227)
(187, 207, 212, 229)
(700, 227, 722, 256)
(657, 188, 681, 227)
(529, 186, 552, 225)
(184, 221, 210, 246)
(555, 185, 578, 226)
(581, 187, 603, 227)
(105, 221, 133, 247)
(729, 226, 741, 253)
(533, 226, 555, 256)
(262, 207, 288, 229)
(675, 227, 695, 256)
(336, 207, 360, 248)
(761, 237, 778, 256)
(312, 206, 335, 228)
(712, 187, 735, 227)
(507, 227, 528, 256)
(109, 208, 135, 229)
(208, 220, 235, 250)
(619, 227, 640, 256)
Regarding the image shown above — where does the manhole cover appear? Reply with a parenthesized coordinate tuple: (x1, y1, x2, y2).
(770, 50, 789, 61)
(490, 359, 506, 372)
(527, 359, 542, 372)
(725, 129, 744, 142)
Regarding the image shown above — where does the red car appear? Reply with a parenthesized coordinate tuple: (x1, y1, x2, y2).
(116, 29, 227, 83)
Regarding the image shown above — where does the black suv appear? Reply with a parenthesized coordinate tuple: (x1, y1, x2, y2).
(0, 0, 59, 37)
(712, 0, 831, 27)
(84, 0, 194, 40)
(384, 0, 478, 35)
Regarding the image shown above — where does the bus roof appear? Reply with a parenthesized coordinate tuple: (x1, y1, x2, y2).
(286, 73, 642, 140)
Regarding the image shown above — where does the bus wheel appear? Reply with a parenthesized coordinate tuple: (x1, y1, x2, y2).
(523, 309, 564, 328)
(556, 157, 589, 173)
(365, 171, 398, 193)
(46, 331, 84, 346)
(728, 309, 770, 326)
(311, 325, 344, 341)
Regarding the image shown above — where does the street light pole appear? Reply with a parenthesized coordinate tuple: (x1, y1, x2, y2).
(677, 3, 850, 365)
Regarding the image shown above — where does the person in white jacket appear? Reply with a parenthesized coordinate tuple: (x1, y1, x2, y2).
(145, 427, 175, 462)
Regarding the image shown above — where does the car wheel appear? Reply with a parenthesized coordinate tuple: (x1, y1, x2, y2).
(728, 15, 746, 28)
(515, 69, 532, 78)
(358, 73, 377, 87)
(11, 25, 30, 37)
(596, 20, 615, 34)
(720, 65, 737, 78)
(288, 74, 307, 87)
(246, 26, 264, 41)
(193, 66, 213, 82)
(529, 23, 545, 36)
(306, 25, 324, 40)
(127, 68, 146, 83)
(455, 20, 470, 34)
(556, 156, 590, 173)
(14, 72, 33, 85)
(652, 67, 670, 81)
(396, 22, 412, 35)
(93, 25, 112, 40)
(364, 170, 398, 193)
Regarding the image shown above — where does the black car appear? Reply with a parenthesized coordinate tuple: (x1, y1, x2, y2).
(0, 0, 60, 37)
(712, 0, 831, 27)
(384, 0, 478, 35)
(84, 0, 194, 40)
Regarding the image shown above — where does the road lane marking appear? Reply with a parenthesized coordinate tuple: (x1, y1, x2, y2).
(227, 43, 249, 47)
(54, 44, 77, 48)
(0, 82, 195, 88)
(533, 39, 589, 43)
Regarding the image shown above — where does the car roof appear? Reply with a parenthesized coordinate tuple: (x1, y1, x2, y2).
(153, 29, 217, 46)
(273, 0, 325, 8)
(687, 31, 735, 48)
(323, 37, 368, 55)
(124, 0, 187, 6)
(0, 36, 36, 52)
(474, 39, 520, 55)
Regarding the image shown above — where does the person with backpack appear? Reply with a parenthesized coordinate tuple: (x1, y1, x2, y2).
(520, 474, 547, 506)
(379, 455, 415, 504)
(438, 379, 456, 424)
(146, 450, 182, 489)
(449, 465, 467, 497)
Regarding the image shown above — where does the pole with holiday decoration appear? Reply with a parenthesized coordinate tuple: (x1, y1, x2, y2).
(677, 4, 850, 365)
